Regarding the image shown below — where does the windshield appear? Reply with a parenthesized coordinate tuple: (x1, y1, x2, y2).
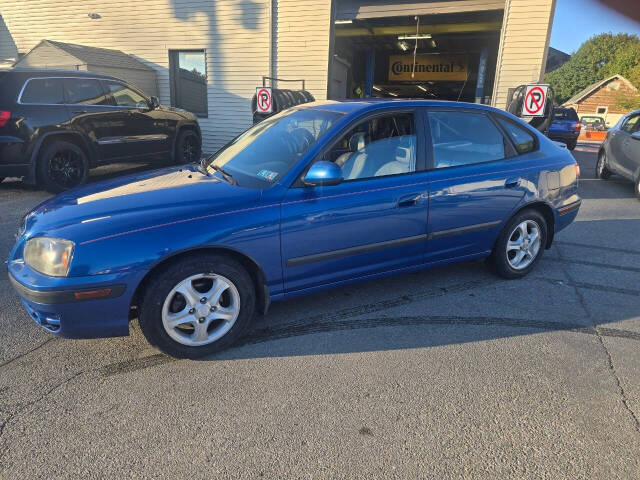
(553, 108, 578, 121)
(206, 108, 343, 188)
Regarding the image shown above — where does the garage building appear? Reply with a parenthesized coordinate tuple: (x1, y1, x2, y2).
(0, 0, 555, 153)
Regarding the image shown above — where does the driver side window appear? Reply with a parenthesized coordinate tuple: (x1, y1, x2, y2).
(105, 81, 148, 108)
(323, 113, 416, 181)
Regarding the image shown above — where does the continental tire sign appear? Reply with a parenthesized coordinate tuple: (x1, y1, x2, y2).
(389, 54, 468, 82)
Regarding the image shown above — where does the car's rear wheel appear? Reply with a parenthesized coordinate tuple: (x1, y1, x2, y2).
(37, 140, 89, 193)
(174, 129, 201, 164)
(489, 209, 547, 279)
(596, 150, 612, 179)
(138, 254, 255, 358)
(566, 139, 577, 150)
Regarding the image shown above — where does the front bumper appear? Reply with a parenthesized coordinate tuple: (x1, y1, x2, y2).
(8, 265, 144, 339)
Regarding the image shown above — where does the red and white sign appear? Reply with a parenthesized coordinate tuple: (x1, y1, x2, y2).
(256, 87, 273, 114)
(523, 84, 548, 117)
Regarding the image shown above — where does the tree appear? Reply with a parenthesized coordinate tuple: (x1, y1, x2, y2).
(545, 33, 640, 104)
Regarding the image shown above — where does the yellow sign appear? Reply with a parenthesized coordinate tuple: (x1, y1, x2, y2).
(389, 54, 468, 82)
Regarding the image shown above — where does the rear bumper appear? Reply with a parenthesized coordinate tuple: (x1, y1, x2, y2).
(0, 136, 29, 177)
(548, 132, 579, 144)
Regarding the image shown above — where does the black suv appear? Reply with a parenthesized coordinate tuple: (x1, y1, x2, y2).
(0, 69, 201, 192)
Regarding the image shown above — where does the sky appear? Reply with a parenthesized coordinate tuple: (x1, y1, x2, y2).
(550, 0, 640, 54)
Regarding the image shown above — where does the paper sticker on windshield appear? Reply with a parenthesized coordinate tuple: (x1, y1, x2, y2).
(257, 169, 278, 181)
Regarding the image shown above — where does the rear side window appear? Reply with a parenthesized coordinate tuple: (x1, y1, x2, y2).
(65, 78, 109, 105)
(428, 111, 506, 168)
(20, 78, 65, 104)
(495, 116, 536, 154)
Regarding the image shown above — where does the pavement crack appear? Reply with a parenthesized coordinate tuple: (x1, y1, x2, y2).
(557, 245, 640, 436)
(0, 371, 83, 461)
(0, 337, 56, 370)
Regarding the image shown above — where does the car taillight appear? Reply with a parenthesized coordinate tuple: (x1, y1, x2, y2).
(0, 110, 10, 127)
(573, 122, 581, 132)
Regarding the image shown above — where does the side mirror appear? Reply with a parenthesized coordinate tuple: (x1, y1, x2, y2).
(150, 96, 160, 109)
(303, 161, 343, 187)
(632, 131, 640, 141)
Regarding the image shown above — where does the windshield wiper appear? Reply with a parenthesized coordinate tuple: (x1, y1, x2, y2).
(198, 157, 211, 176)
(211, 164, 238, 186)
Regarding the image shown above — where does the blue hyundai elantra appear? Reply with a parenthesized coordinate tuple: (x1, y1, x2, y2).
(8, 100, 581, 358)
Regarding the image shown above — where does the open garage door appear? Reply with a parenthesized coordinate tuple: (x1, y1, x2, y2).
(330, 1, 505, 103)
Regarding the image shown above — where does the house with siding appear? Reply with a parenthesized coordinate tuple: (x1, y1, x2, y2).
(563, 75, 639, 127)
(0, 0, 556, 153)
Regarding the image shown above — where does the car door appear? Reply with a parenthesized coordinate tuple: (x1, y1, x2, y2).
(424, 109, 533, 263)
(102, 80, 170, 159)
(280, 110, 429, 293)
(608, 114, 639, 177)
(63, 77, 116, 161)
(619, 114, 640, 177)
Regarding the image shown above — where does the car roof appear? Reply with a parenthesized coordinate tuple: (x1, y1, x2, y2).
(298, 99, 510, 116)
(6, 68, 120, 81)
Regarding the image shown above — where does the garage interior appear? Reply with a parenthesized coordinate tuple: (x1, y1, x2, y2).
(329, 8, 504, 103)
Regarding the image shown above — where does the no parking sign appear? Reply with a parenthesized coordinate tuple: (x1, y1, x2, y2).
(522, 84, 548, 117)
(256, 87, 273, 114)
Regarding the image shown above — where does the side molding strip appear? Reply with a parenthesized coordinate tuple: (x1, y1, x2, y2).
(427, 220, 502, 240)
(286, 234, 428, 267)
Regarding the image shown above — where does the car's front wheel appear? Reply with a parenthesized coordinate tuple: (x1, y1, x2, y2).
(138, 254, 255, 358)
(37, 140, 89, 193)
(489, 209, 547, 279)
(596, 150, 612, 179)
(174, 129, 201, 164)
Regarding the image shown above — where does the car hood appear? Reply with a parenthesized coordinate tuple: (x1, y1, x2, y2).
(22, 164, 262, 243)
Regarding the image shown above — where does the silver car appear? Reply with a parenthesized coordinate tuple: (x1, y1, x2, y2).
(597, 109, 640, 198)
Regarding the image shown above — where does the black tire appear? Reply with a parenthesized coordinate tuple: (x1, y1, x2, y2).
(567, 140, 577, 151)
(174, 129, 201, 164)
(138, 254, 255, 358)
(37, 140, 88, 193)
(596, 150, 612, 180)
(488, 209, 548, 279)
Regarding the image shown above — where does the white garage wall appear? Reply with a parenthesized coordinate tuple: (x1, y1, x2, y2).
(0, 0, 272, 153)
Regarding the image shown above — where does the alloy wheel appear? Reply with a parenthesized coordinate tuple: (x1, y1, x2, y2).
(182, 136, 197, 163)
(506, 220, 541, 270)
(161, 273, 240, 346)
(49, 150, 84, 189)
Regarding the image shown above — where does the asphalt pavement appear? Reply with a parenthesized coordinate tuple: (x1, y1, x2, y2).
(1, 147, 639, 479)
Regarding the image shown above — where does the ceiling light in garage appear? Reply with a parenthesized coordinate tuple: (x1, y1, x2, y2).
(372, 86, 382, 92)
(335, 19, 353, 24)
(398, 41, 409, 51)
(398, 34, 432, 40)
(417, 85, 427, 92)
(388, 92, 399, 97)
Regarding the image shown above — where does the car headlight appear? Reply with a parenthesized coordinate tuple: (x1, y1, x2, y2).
(24, 237, 74, 277)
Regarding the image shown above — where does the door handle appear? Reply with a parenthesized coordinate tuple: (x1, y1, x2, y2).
(398, 193, 424, 208)
(71, 109, 87, 114)
(505, 177, 521, 188)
